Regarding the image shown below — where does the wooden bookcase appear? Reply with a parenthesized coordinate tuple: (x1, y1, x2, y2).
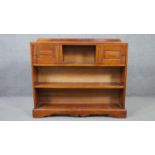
(30, 39, 128, 118)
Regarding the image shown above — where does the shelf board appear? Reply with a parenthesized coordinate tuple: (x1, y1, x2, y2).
(33, 64, 126, 67)
(34, 82, 124, 89)
(38, 103, 123, 109)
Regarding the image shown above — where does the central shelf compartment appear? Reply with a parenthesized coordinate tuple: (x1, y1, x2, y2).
(63, 45, 96, 64)
(35, 66, 124, 88)
(37, 66, 123, 83)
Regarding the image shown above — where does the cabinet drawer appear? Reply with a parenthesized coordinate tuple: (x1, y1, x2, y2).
(32, 43, 61, 64)
(96, 44, 127, 65)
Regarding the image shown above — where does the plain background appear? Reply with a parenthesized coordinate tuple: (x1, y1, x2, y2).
(0, 34, 155, 97)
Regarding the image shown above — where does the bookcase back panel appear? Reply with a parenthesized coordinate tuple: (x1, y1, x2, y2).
(38, 67, 122, 83)
(38, 89, 121, 105)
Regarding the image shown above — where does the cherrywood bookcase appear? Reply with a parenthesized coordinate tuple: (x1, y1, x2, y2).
(30, 39, 128, 118)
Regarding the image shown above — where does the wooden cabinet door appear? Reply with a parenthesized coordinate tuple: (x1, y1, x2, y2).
(96, 44, 127, 65)
(32, 43, 62, 64)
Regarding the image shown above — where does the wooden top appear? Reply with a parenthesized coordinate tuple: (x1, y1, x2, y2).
(36, 38, 122, 44)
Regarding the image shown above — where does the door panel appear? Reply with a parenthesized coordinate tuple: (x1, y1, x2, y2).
(33, 43, 61, 64)
(104, 51, 121, 59)
(96, 44, 127, 65)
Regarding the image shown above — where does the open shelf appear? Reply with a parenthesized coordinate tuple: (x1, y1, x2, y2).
(34, 82, 124, 89)
(37, 89, 123, 106)
(37, 67, 123, 83)
(63, 45, 96, 64)
(33, 89, 125, 117)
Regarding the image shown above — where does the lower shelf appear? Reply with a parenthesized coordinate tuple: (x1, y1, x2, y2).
(33, 104, 127, 118)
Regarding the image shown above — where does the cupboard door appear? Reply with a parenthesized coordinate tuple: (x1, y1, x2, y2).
(33, 43, 62, 64)
(96, 44, 127, 65)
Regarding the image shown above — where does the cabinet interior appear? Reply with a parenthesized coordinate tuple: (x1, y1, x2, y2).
(36, 66, 123, 108)
(63, 45, 96, 64)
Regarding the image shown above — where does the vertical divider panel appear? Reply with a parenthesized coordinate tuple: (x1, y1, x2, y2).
(96, 44, 98, 64)
(96, 45, 102, 64)
(58, 44, 63, 64)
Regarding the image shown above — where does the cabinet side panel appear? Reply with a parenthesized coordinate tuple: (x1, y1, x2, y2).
(121, 44, 128, 108)
(30, 43, 38, 108)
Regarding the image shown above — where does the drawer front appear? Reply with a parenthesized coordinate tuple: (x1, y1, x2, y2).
(32, 43, 62, 64)
(96, 44, 127, 65)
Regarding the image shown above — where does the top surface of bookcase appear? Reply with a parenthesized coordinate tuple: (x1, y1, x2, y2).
(36, 38, 122, 44)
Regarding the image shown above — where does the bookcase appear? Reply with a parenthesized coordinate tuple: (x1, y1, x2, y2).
(30, 39, 128, 118)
